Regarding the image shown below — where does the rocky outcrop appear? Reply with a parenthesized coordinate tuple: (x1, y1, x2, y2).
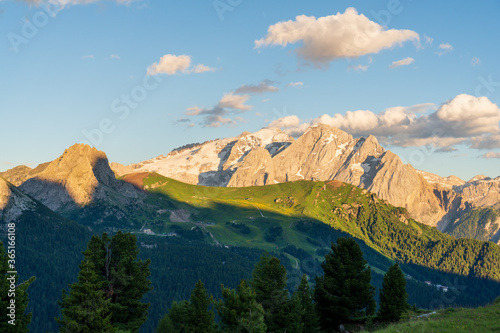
(227, 147, 275, 187)
(19, 144, 141, 212)
(0, 177, 36, 223)
(454, 176, 500, 207)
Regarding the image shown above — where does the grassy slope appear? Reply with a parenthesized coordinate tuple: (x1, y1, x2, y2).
(368, 298, 500, 333)
(137, 173, 500, 282)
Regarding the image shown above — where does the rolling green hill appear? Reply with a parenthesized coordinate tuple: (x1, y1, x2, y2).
(133, 173, 500, 282)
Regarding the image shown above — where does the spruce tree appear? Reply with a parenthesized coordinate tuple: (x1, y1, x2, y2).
(84, 232, 152, 332)
(189, 280, 216, 332)
(293, 274, 320, 333)
(217, 280, 266, 333)
(314, 238, 376, 331)
(378, 263, 409, 322)
(0, 242, 35, 333)
(56, 259, 115, 333)
(158, 280, 215, 332)
(251, 253, 290, 332)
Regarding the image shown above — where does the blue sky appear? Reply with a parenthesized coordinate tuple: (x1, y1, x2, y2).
(1, 0, 499, 180)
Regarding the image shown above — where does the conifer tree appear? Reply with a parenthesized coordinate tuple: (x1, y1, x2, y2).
(314, 238, 376, 331)
(0, 242, 35, 333)
(251, 253, 289, 332)
(293, 274, 320, 333)
(378, 263, 409, 322)
(56, 259, 115, 333)
(158, 280, 216, 333)
(189, 280, 216, 332)
(217, 280, 266, 333)
(63, 232, 152, 332)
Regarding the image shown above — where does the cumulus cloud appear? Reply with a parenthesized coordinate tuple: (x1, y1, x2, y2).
(287, 82, 303, 87)
(186, 92, 252, 127)
(147, 54, 215, 76)
(437, 43, 453, 56)
(481, 152, 500, 159)
(389, 57, 414, 69)
(348, 64, 369, 72)
(255, 7, 419, 67)
(234, 80, 279, 94)
(267, 94, 500, 150)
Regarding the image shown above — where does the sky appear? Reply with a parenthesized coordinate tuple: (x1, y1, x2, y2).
(1, 0, 499, 181)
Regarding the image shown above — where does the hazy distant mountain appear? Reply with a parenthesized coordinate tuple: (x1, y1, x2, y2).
(110, 124, 500, 237)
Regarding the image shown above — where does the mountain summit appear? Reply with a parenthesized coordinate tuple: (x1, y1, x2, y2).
(3, 144, 143, 222)
(111, 125, 500, 232)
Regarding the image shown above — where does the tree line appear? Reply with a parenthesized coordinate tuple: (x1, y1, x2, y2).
(157, 237, 410, 333)
(1, 234, 411, 332)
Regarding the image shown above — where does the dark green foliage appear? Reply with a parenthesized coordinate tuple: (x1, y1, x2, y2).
(158, 280, 216, 333)
(140, 237, 264, 331)
(82, 232, 152, 332)
(56, 259, 115, 333)
(378, 263, 409, 322)
(445, 208, 499, 241)
(314, 238, 376, 331)
(264, 226, 283, 242)
(0, 242, 35, 333)
(217, 280, 266, 333)
(282, 245, 309, 261)
(252, 254, 289, 332)
(227, 222, 251, 234)
(293, 274, 320, 333)
(189, 280, 216, 332)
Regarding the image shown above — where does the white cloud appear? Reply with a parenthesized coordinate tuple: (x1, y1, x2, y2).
(471, 57, 481, 67)
(389, 57, 414, 69)
(186, 92, 252, 127)
(147, 54, 215, 76)
(480, 152, 500, 159)
(218, 92, 252, 110)
(267, 94, 500, 150)
(287, 82, 304, 87)
(192, 64, 216, 73)
(348, 64, 369, 72)
(234, 80, 279, 94)
(424, 34, 433, 46)
(437, 43, 453, 56)
(109, 54, 120, 60)
(255, 7, 419, 67)
(82, 54, 94, 60)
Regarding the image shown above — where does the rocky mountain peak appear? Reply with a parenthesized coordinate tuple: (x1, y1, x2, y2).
(19, 144, 138, 211)
(0, 177, 11, 210)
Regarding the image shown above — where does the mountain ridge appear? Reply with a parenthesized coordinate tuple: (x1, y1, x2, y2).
(107, 124, 500, 237)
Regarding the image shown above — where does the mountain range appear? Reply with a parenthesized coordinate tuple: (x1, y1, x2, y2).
(107, 124, 500, 243)
(1, 126, 500, 332)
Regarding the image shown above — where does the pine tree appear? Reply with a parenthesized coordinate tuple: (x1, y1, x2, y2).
(83, 232, 152, 332)
(189, 280, 216, 332)
(293, 274, 320, 333)
(314, 238, 376, 331)
(158, 280, 215, 333)
(0, 241, 35, 333)
(251, 253, 290, 332)
(378, 263, 409, 322)
(217, 280, 266, 333)
(56, 259, 115, 333)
